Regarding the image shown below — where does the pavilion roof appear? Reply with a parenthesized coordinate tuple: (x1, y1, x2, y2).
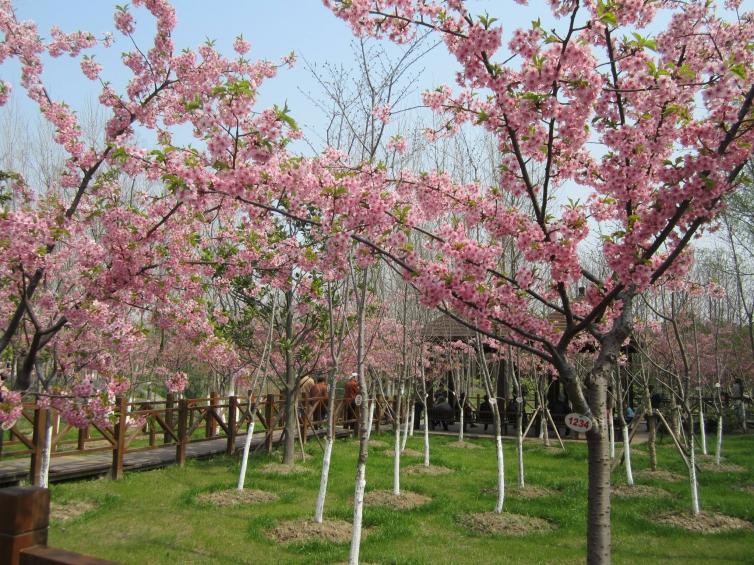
(422, 314, 476, 341)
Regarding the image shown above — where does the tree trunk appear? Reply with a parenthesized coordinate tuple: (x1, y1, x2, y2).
(608, 410, 615, 460)
(282, 291, 297, 466)
(237, 418, 255, 490)
(366, 398, 375, 439)
(699, 388, 707, 456)
(586, 375, 611, 565)
(621, 424, 633, 486)
(688, 413, 700, 515)
(516, 408, 525, 489)
(349, 266, 370, 565)
(38, 410, 53, 488)
(715, 415, 723, 466)
(420, 368, 430, 467)
(315, 369, 339, 523)
(408, 399, 415, 437)
(393, 386, 402, 496)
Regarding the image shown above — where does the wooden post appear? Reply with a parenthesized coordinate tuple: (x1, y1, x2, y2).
(264, 394, 274, 453)
(148, 409, 156, 448)
(0, 487, 50, 565)
(29, 407, 47, 487)
(111, 396, 127, 480)
(76, 425, 87, 452)
(207, 391, 218, 438)
(164, 393, 175, 445)
(226, 396, 237, 455)
(176, 398, 188, 467)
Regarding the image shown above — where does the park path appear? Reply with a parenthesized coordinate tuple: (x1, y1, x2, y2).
(0, 427, 346, 487)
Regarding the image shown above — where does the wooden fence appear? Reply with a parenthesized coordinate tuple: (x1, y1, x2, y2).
(0, 392, 403, 485)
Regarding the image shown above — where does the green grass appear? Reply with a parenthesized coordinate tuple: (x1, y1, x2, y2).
(47, 433, 754, 564)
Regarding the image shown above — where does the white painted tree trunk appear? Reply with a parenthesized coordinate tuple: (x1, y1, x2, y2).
(39, 411, 52, 488)
(393, 411, 401, 496)
(608, 411, 615, 459)
(516, 412, 525, 488)
(366, 399, 375, 440)
(422, 394, 430, 467)
(699, 390, 707, 456)
(349, 455, 367, 565)
(348, 265, 370, 565)
(314, 437, 334, 523)
(401, 402, 410, 452)
(458, 402, 464, 442)
(408, 402, 415, 437)
(237, 420, 255, 490)
(689, 417, 700, 515)
(621, 424, 634, 486)
(715, 415, 723, 466)
(495, 433, 505, 513)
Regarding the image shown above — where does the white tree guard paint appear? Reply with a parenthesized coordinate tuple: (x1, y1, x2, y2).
(495, 434, 505, 514)
(314, 437, 334, 523)
(621, 424, 634, 486)
(237, 420, 255, 490)
(715, 416, 723, 466)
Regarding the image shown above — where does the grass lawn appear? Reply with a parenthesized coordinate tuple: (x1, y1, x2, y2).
(47, 432, 754, 564)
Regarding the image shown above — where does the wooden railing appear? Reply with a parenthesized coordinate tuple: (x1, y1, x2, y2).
(0, 392, 402, 485)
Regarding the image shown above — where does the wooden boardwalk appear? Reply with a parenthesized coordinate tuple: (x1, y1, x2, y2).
(0, 428, 347, 487)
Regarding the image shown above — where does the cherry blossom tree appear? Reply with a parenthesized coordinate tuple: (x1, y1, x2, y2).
(326, 1, 754, 561)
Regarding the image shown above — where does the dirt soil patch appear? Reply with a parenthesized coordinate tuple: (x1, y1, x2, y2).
(634, 469, 685, 482)
(657, 511, 753, 534)
(195, 488, 278, 507)
(612, 484, 670, 498)
(259, 463, 310, 475)
(480, 485, 555, 498)
(364, 489, 431, 509)
(50, 500, 97, 522)
(741, 485, 754, 494)
(461, 512, 555, 536)
(446, 440, 483, 449)
(405, 464, 453, 476)
(700, 462, 746, 473)
(266, 518, 356, 544)
(384, 448, 423, 457)
(368, 439, 388, 448)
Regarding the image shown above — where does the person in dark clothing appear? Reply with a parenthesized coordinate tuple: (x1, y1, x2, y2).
(478, 394, 493, 431)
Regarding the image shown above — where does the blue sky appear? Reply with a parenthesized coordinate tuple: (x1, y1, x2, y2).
(4, 1, 539, 150)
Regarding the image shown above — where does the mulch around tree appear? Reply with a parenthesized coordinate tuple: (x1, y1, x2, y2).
(700, 462, 746, 473)
(50, 500, 98, 522)
(266, 518, 357, 544)
(259, 463, 310, 475)
(656, 511, 753, 534)
(612, 484, 670, 498)
(367, 439, 388, 448)
(460, 512, 555, 536)
(404, 464, 453, 476)
(480, 485, 555, 498)
(634, 469, 685, 482)
(195, 488, 279, 507)
(363, 489, 431, 509)
(384, 448, 423, 457)
(446, 440, 483, 449)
